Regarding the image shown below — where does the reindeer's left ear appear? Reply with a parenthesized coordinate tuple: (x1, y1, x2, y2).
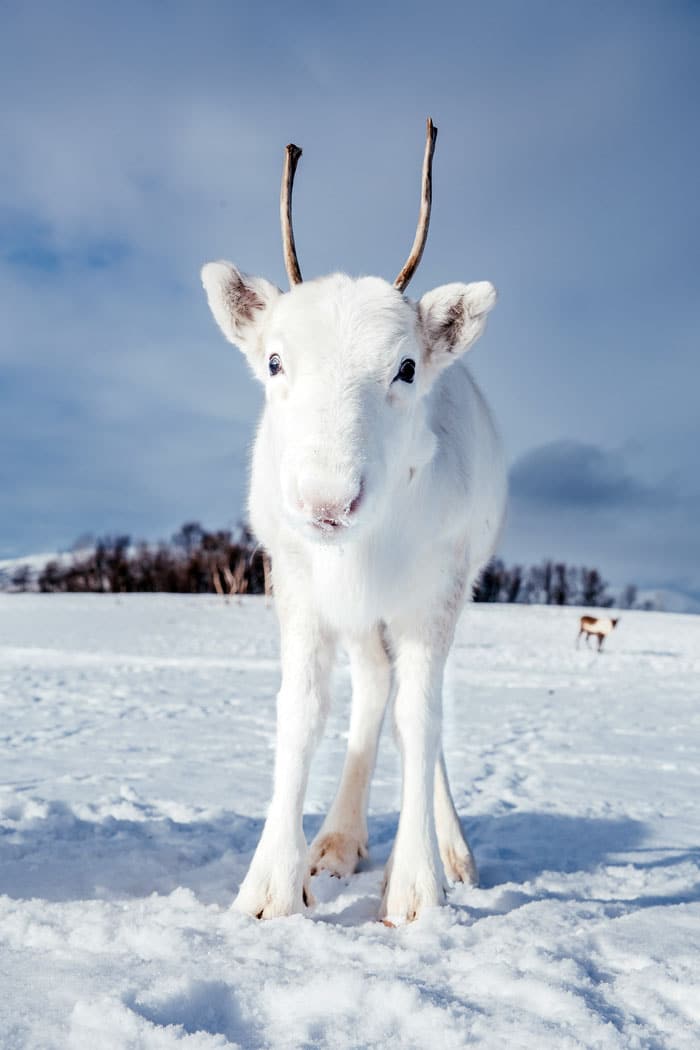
(418, 281, 497, 367)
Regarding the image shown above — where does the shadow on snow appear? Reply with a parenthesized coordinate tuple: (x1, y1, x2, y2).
(1, 803, 698, 919)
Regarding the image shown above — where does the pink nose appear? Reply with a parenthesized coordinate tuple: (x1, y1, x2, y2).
(298, 479, 364, 529)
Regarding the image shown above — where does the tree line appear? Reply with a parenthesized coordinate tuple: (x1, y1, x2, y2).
(1, 523, 643, 608)
(4, 523, 267, 597)
(472, 558, 642, 609)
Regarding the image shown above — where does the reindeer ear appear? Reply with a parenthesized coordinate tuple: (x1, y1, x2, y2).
(418, 281, 497, 368)
(201, 261, 281, 374)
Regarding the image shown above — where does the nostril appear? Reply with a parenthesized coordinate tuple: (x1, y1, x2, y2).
(347, 479, 364, 517)
(297, 478, 364, 529)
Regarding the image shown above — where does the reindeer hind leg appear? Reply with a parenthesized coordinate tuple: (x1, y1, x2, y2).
(435, 750, 478, 885)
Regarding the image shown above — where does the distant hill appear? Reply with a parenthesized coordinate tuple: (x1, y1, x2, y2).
(631, 587, 700, 616)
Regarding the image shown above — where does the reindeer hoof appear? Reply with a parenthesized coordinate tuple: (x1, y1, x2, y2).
(309, 831, 368, 878)
(439, 841, 479, 886)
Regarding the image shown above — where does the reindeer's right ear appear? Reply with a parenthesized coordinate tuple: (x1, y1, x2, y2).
(201, 261, 281, 371)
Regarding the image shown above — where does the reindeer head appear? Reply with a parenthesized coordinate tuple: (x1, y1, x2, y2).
(202, 120, 497, 543)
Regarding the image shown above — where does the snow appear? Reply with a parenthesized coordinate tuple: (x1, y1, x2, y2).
(1, 595, 699, 1049)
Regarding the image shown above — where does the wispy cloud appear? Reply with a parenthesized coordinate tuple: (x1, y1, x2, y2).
(1, 211, 130, 273)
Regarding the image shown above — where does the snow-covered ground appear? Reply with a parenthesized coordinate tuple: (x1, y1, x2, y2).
(1, 595, 698, 1049)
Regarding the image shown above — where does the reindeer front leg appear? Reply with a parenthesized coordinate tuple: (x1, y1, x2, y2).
(235, 588, 334, 919)
(381, 588, 464, 924)
(309, 626, 392, 877)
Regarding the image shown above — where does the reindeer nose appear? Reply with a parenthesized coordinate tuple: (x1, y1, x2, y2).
(297, 478, 364, 529)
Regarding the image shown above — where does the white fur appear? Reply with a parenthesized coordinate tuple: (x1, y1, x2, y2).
(202, 263, 506, 923)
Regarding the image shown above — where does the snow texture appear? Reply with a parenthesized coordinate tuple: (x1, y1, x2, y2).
(1, 594, 699, 1049)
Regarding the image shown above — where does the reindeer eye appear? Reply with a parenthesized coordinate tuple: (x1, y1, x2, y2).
(268, 353, 283, 377)
(394, 358, 416, 384)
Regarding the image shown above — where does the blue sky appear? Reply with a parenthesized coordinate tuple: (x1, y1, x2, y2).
(1, 1, 699, 598)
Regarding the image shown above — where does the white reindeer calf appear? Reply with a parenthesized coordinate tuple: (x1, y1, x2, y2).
(202, 120, 506, 924)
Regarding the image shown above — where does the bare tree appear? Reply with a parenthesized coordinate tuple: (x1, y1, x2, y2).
(620, 584, 638, 609)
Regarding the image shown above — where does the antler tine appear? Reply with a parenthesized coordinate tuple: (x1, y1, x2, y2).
(394, 118, 438, 294)
(281, 142, 303, 287)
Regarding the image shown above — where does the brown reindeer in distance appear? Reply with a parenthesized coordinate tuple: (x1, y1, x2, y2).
(577, 615, 620, 652)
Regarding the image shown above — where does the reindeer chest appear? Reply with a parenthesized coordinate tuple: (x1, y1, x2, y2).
(307, 543, 390, 633)
(306, 529, 450, 635)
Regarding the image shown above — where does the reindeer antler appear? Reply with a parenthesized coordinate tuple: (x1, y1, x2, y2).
(281, 143, 303, 287)
(281, 120, 437, 291)
(394, 118, 438, 294)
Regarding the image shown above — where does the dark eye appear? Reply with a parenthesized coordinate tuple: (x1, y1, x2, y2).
(394, 358, 416, 384)
(268, 353, 283, 377)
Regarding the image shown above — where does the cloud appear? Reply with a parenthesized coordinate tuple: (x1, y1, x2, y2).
(509, 441, 673, 512)
(1, 210, 131, 274)
(503, 440, 700, 596)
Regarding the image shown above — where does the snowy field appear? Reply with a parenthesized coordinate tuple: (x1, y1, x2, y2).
(1, 595, 699, 1049)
